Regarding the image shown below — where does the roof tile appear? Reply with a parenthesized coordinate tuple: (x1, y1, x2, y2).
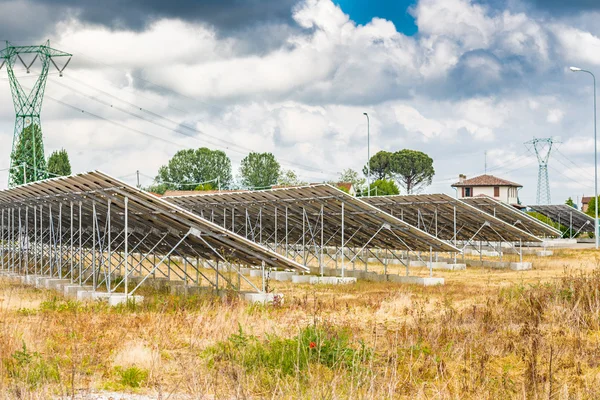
(451, 174, 522, 187)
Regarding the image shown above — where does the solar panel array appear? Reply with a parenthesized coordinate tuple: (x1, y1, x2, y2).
(528, 204, 594, 234)
(463, 196, 560, 238)
(165, 184, 458, 253)
(0, 171, 309, 272)
(363, 193, 541, 242)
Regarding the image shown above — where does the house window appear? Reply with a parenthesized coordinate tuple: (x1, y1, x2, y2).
(465, 187, 472, 197)
(494, 186, 500, 197)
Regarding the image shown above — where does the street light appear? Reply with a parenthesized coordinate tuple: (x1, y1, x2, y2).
(570, 66, 598, 249)
(363, 112, 370, 197)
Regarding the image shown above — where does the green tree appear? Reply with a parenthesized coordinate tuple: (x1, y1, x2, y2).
(156, 147, 232, 191)
(338, 168, 366, 192)
(194, 183, 214, 191)
(565, 197, 576, 208)
(586, 196, 599, 218)
(239, 152, 280, 189)
(390, 149, 434, 194)
(47, 149, 72, 177)
(146, 183, 169, 195)
(363, 151, 393, 180)
(10, 124, 47, 186)
(368, 179, 400, 196)
(277, 169, 305, 187)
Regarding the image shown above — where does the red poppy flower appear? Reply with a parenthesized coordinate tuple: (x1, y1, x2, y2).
(309, 341, 316, 349)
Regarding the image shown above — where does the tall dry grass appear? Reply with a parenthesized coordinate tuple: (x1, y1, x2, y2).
(0, 262, 600, 398)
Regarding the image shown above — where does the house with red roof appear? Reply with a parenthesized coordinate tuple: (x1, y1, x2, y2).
(451, 174, 522, 206)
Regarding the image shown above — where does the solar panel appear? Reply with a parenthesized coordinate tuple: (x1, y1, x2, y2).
(164, 184, 458, 253)
(463, 196, 561, 238)
(0, 171, 309, 296)
(528, 204, 594, 234)
(362, 193, 541, 243)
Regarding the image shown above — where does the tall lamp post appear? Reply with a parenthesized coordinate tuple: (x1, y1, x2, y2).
(570, 66, 598, 249)
(363, 112, 370, 196)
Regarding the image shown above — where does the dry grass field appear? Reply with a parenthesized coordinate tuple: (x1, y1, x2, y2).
(1, 248, 600, 399)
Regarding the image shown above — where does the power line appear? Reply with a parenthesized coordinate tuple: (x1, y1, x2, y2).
(49, 77, 337, 177)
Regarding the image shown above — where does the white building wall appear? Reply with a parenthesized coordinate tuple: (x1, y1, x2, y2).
(458, 185, 519, 204)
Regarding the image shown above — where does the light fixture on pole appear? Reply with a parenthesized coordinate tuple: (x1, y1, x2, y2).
(570, 66, 598, 249)
(363, 112, 370, 197)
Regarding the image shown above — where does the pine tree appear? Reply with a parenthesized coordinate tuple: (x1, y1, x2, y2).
(47, 149, 72, 177)
(10, 124, 47, 186)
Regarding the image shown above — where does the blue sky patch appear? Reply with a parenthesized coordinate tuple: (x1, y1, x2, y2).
(334, 0, 418, 35)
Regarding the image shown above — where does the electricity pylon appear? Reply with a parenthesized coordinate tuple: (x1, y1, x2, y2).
(525, 137, 558, 205)
(0, 40, 71, 186)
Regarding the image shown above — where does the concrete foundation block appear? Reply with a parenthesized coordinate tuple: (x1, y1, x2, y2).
(484, 251, 500, 257)
(343, 270, 362, 278)
(249, 270, 264, 278)
(510, 262, 532, 271)
(24, 275, 43, 285)
(35, 277, 50, 288)
(536, 251, 553, 257)
(363, 272, 385, 282)
(169, 285, 208, 296)
(273, 271, 294, 282)
(107, 294, 144, 306)
(409, 261, 427, 267)
(388, 275, 445, 286)
(426, 262, 448, 269)
(240, 267, 252, 276)
(291, 275, 312, 284)
(483, 261, 510, 269)
(243, 292, 284, 304)
(45, 279, 71, 290)
(64, 285, 93, 297)
(76, 290, 96, 301)
(445, 264, 467, 270)
(309, 276, 357, 285)
(92, 292, 113, 300)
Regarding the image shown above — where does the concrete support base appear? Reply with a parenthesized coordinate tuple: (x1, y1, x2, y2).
(243, 292, 284, 304)
(169, 285, 209, 296)
(35, 277, 50, 288)
(76, 290, 96, 301)
(426, 262, 448, 269)
(291, 275, 312, 284)
(45, 279, 71, 290)
(273, 271, 294, 281)
(536, 251, 553, 257)
(240, 267, 252, 276)
(510, 262, 532, 271)
(107, 294, 144, 306)
(445, 264, 467, 270)
(23, 275, 43, 285)
(409, 261, 427, 267)
(64, 285, 93, 297)
(388, 276, 445, 286)
(484, 251, 500, 257)
(249, 270, 264, 278)
(309, 276, 357, 285)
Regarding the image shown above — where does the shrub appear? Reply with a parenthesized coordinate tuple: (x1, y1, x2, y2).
(114, 366, 148, 388)
(206, 324, 371, 377)
(4, 342, 60, 389)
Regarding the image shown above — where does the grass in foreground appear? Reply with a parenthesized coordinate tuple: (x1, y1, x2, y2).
(0, 252, 600, 398)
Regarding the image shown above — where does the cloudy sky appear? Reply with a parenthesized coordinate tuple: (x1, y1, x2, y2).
(0, 0, 598, 205)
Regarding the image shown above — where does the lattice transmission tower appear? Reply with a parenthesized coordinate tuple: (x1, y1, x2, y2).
(525, 137, 559, 205)
(0, 40, 71, 187)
